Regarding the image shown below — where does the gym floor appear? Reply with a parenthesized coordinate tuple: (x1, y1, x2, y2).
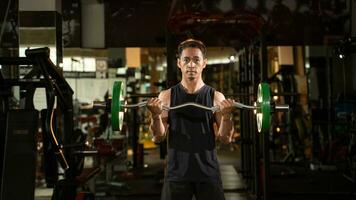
(34, 142, 356, 200)
(34, 144, 250, 200)
(30, 139, 356, 200)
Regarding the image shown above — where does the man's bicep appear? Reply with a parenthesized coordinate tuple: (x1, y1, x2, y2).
(160, 116, 169, 136)
(214, 91, 225, 126)
(214, 112, 221, 127)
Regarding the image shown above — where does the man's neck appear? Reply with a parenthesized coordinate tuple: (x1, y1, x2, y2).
(180, 79, 205, 94)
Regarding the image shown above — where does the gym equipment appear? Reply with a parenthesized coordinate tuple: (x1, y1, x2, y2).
(94, 81, 289, 133)
(0, 48, 85, 200)
(111, 81, 125, 131)
(256, 83, 270, 133)
(1, 110, 38, 200)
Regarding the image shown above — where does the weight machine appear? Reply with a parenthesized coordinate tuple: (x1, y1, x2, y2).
(0, 48, 97, 200)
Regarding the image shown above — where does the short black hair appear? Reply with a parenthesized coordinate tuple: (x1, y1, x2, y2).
(177, 39, 207, 58)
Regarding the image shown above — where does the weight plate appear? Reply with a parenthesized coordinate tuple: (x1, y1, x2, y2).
(256, 83, 270, 133)
(111, 81, 124, 131)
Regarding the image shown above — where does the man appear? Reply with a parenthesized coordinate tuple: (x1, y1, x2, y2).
(147, 39, 235, 200)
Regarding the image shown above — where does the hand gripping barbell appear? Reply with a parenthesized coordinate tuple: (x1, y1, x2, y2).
(93, 81, 289, 133)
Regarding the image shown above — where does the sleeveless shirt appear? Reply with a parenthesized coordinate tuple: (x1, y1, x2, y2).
(167, 83, 221, 183)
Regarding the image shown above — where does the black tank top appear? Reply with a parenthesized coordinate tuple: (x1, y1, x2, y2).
(167, 83, 221, 183)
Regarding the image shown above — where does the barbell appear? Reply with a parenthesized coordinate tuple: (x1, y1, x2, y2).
(93, 81, 289, 133)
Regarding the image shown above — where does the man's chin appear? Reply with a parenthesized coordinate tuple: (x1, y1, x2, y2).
(188, 77, 195, 81)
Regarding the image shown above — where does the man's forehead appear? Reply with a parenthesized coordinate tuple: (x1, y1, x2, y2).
(180, 48, 204, 57)
(181, 55, 201, 58)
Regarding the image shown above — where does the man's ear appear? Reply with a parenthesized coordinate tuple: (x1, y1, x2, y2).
(177, 58, 182, 69)
(202, 58, 208, 69)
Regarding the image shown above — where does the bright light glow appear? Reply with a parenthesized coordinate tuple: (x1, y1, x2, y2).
(157, 66, 164, 71)
(72, 57, 83, 71)
(83, 57, 96, 72)
(273, 88, 279, 101)
(62, 57, 72, 71)
(117, 67, 126, 75)
(305, 61, 310, 69)
(207, 58, 231, 65)
(257, 113, 262, 132)
(127, 149, 133, 156)
(229, 55, 235, 61)
(63, 57, 97, 72)
(253, 102, 257, 115)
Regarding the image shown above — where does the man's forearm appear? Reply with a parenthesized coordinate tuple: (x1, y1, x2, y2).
(218, 115, 234, 143)
(150, 114, 166, 141)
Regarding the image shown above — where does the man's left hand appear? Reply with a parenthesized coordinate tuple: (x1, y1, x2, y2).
(218, 98, 236, 117)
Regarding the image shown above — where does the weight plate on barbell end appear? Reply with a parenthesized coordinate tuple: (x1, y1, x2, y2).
(256, 83, 271, 133)
(119, 88, 125, 130)
(111, 81, 124, 131)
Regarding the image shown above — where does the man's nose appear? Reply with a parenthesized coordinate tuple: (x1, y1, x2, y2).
(187, 60, 195, 67)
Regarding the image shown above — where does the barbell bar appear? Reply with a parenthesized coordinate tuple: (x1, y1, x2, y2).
(117, 100, 288, 112)
(93, 81, 289, 133)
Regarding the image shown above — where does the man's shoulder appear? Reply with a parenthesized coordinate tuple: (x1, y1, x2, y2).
(160, 88, 171, 96)
(214, 90, 225, 101)
(214, 90, 224, 97)
(158, 89, 171, 100)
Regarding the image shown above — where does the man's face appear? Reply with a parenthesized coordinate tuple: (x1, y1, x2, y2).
(177, 47, 207, 81)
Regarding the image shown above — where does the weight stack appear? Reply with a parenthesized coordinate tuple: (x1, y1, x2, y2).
(0, 110, 39, 200)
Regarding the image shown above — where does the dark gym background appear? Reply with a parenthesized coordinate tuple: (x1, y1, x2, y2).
(1, 0, 356, 200)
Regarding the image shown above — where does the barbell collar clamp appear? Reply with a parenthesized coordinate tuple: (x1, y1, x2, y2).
(274, 104, 289, 112)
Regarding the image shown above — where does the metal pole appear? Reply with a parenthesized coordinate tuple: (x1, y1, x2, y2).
(132, 95, 139, 168)
(251, 45, 259, 197)
(166, 33, 178, 88)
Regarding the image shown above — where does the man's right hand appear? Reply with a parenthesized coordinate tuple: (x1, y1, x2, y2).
(147, 97, 163, 117)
